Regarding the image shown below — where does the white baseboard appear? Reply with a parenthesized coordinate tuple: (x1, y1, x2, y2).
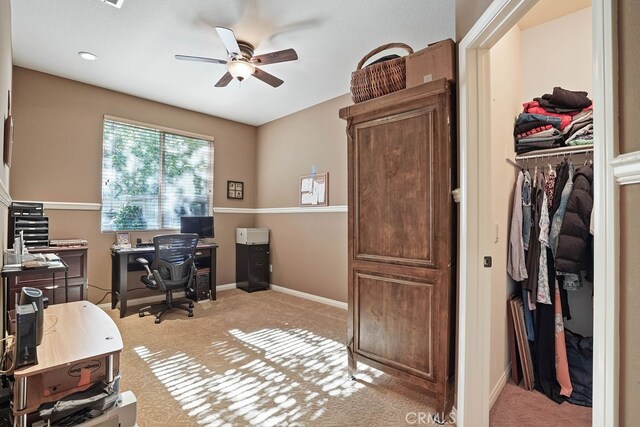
(489, 363, 512, 408)
(216, 283, 236, 291)
(270, 284, 347, 310)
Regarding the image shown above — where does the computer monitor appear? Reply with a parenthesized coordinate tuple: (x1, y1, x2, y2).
(180, 216, 214, 239)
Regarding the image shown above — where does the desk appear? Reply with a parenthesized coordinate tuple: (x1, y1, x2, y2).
(111, 243, 218, 318)
(12, 301, 123, 426)
(1, 261, 68, 334)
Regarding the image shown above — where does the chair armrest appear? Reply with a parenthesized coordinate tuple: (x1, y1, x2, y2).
(136, 257, 151, 275)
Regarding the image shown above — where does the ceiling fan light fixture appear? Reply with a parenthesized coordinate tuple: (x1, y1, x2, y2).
(227, 60, 255, 81)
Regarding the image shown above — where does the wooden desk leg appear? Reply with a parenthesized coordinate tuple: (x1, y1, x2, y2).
(65, 270, 68, 303)
(111, 253, 118, 310)
(119, 254, 128, 318)
(14, 377, 27, 427)
(210, 247, 217, 300)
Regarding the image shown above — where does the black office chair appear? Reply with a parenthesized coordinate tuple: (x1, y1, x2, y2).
(136, 233, 199, 324)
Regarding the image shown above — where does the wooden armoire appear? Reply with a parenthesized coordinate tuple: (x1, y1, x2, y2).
(339, 79, 456, 414)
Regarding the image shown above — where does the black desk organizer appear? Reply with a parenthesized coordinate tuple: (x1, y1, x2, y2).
(9, 202, 49, 249)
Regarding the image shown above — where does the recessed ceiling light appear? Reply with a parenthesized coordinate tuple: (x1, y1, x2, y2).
(78, 51, 97, 61)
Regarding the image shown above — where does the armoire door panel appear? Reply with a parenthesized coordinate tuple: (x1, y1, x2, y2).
(354, 271, 435, 380)
(353, 107, 437, 268)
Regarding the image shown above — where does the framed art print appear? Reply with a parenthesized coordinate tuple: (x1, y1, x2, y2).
(227, 180, 244, 199)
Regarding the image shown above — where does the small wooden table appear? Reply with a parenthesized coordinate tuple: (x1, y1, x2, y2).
(12, 301, 123, 426)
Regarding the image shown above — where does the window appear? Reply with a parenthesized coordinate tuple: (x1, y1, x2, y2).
(101, 118, 213, 232)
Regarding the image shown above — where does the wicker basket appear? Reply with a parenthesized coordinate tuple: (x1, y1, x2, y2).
(350, 43, 414, 103)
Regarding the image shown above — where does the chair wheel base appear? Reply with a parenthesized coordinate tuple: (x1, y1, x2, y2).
(139, 312, 144, 318)
(189, 302, 194, 308)
(154, 318, 161, 324)
(188, 312, 194, 317)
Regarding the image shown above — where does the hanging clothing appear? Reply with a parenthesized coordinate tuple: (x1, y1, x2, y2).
(550, 161, 569, 218)
(522, 288, 536, 341)
(534, 250, 562, 403)
(545, 168, 556, 208)
(549, 163, 575, 258)
(508, 171, 528, 282)
(555, 165, 594, 278)
(523, 172, 545, 299)
(537, 193, 552, 304)
(555, 280, 573, 397)
(523, 170, 533, 250)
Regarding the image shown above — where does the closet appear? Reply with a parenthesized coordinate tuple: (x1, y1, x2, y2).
(489, 3, 594, 423)
(339, 79, 456, 415)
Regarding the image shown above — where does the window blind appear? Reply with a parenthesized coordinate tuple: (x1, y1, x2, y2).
(101, 119, 213, 232)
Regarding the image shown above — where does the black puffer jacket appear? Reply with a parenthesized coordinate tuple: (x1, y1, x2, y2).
(555, 165, 593, 277)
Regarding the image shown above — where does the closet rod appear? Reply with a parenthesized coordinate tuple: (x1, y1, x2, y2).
(514, 145, 593, 161)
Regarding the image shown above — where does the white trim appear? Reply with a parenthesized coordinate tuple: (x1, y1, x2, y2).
(592, 0, 619, 425)
(271, 285, 348, 310)
(457, 2, 538, 424)
(216, 283, 236, 291)
(212, 207, 257, 214)
(13, 200, 101, 211)
(0, 179, 11, 207)
(489, 364, 511, 408)
(214, 206, 348, 214)
(611, 151, 640, 185)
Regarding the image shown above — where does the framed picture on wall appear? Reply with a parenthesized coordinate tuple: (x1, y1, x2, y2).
(227, 180, 244, 199)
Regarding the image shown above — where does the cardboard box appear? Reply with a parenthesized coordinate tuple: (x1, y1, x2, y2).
(406, 39, 456, 87)
(41, 354, 120, 397)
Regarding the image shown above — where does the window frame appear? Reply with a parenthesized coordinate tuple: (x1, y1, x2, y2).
(100, 115, 215, 233)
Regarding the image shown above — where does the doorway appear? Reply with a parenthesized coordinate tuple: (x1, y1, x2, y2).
(455, 0, 619, 426)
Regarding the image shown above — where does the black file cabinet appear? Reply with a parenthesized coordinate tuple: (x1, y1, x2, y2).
(236, 243, 269, 292)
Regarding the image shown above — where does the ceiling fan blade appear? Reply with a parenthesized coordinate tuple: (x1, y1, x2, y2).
(175, 55, 227, 65)
(251, 48, 298, 65)
(215, 26, 241, 56)
(252, 67, 284, 88)
(215, 72, 234, 87)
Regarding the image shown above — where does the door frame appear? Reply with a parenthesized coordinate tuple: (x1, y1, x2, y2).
(456, 0, 619, 426)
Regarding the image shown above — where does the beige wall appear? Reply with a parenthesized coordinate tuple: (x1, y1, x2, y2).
(620, 185, 640, 426)
(256, 94, 349, 208)
(255, 213, 347, 302)
(255, 94, 350, 302)
(10, 67, 257, 303)
(455, 0, 493, 41)
(488, 24, 521, 396)
(618, 1, 640, 423)
(0, 0, 11, 334)
(619, 0, 640, 153)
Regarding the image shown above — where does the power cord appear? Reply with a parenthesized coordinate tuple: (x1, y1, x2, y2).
(0, 336, 15, 374)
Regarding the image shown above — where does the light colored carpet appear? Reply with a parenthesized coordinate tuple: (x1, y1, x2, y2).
(106, 289, 444, 426)
(490, 381, 591, 426)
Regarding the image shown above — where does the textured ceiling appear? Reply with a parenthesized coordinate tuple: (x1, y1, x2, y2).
(11, 0, 455, 126)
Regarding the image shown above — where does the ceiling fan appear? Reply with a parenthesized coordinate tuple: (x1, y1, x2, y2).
(175, 27, 298, 88)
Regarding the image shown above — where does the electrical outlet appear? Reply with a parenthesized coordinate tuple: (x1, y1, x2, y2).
(269, 264, 273, 273)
